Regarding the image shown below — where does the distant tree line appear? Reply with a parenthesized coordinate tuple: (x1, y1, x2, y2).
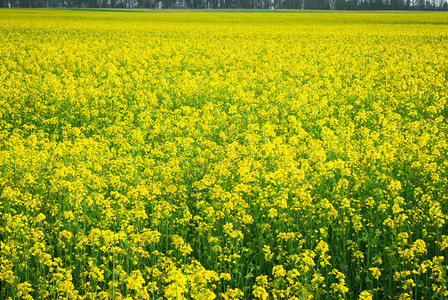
(1, 0, 447, 11)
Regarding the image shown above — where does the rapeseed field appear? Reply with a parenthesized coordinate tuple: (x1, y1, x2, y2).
(0, 9, 447, 299)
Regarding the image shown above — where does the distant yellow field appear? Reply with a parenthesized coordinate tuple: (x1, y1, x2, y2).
(0, 9, 447, 299)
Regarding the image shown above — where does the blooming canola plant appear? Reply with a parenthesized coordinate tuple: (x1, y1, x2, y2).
(0, 9, 447, 300)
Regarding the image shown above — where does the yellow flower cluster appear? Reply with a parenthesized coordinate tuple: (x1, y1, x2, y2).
(1, 9, 447, 299)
